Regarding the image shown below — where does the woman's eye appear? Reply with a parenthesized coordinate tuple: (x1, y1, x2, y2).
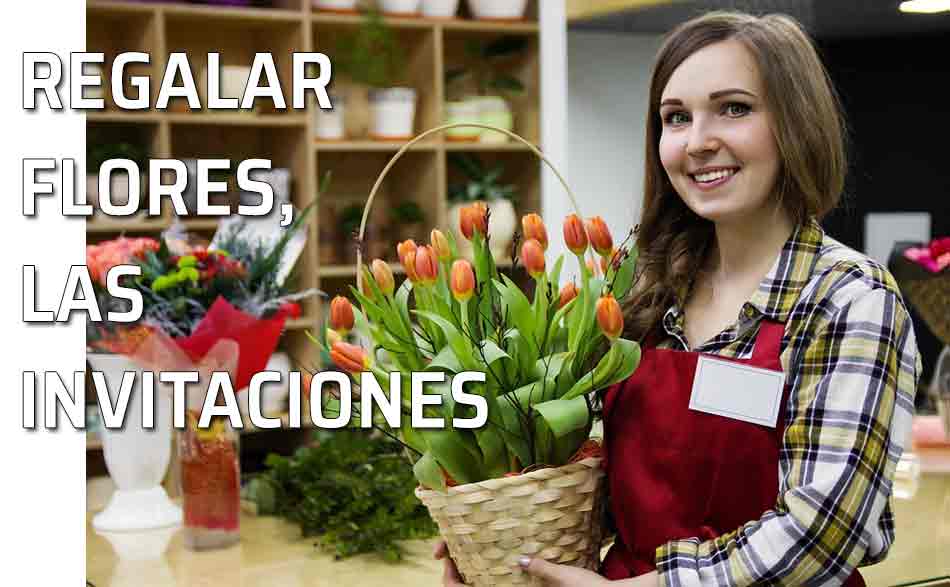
(724, 102, 750, 117)
(664, 111, 690, 125)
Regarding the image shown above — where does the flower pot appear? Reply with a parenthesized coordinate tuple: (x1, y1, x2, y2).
(368, 87, 417, 140)
(448, 198, 517, 262)
(86, 353, 182, 532)
(473, 95, 513, 143)
(87, 172, 146, 217)
(415, 457, 606, 587)
(314, 93, 346, 140)
(199, 64, 252, 110)
(422, 0, 459, 18)
(377, 0, 421, 15)
(312, 0, 358, 12)
(467, 0, 528, 20)
(444, 100, 481, 142)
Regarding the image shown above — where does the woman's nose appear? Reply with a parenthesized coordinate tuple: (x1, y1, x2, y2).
(685, 118, 721, 156)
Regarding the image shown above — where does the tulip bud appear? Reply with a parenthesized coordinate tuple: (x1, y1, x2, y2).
(558, 282, 578, 310)
(563, 214, 588, 255)
(371, 259, 395, 295)
(326, 327, 343, 348)
(596, 294, 623, 339)
(586, 216, 613, 257)
(398, 240, 420, 282)
(430, 229, 451, 261)
(460, 202, 488, 240)
(600, 255, 609, 276)
(329, 296, 355, 334)
(414, 245, 439, 285)
(586, 257, 600, 277)
(330, 341, 370, 374)
(521, 213, 548, 251)
(521, 238, 546, 278)
(450, 259, 476, 302)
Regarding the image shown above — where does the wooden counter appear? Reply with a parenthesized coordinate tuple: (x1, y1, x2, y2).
(87, 469, 950, 586)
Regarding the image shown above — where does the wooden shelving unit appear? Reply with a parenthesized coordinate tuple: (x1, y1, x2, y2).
(86, 0, 542, 453)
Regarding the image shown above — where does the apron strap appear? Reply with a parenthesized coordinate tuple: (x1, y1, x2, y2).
(750, 319, 785, 364)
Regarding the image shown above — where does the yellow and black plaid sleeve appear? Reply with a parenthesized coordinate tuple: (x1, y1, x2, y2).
(655, 256, 920, 586)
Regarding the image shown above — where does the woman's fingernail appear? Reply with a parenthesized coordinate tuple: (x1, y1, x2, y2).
(518, 556, 532, 569)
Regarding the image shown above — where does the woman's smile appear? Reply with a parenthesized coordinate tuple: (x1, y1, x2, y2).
(689, 166, 741, 191)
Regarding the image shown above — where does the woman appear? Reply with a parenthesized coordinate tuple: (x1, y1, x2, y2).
(437, 10, 920, 586)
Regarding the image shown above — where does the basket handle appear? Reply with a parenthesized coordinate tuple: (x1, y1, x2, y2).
(356, 122, 581, 284)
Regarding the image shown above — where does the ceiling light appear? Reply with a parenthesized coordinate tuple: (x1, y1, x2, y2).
(899, 0, 950, 13)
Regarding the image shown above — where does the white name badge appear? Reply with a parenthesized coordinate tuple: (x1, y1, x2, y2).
(688, 355, 785, 428)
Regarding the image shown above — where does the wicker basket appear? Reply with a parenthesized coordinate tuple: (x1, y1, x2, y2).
(356, 124, 605, 585)
(416, 457, 606, 586)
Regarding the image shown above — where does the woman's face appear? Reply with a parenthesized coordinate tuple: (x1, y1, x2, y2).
(658, 39, 781, 225)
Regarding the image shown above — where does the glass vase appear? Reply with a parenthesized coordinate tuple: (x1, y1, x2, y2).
(179, 412, 241, 550)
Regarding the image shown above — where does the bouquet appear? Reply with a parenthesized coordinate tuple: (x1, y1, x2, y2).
(87, 207, 316, 549)
(320, 202, 641, 583)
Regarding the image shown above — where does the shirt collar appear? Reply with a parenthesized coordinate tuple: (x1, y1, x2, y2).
(663, 217, 824, 339)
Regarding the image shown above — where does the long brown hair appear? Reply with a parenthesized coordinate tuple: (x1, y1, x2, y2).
(624, 11, 848, 342)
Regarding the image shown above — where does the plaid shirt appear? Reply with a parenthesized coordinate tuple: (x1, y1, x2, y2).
(654, 217, 921, 586)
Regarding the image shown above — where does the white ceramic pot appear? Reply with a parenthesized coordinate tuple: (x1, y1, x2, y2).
(467, 0, 528, 20)
(199, 64, 251, 106)
(377, 0, 421, 15)
(448, 199, 517, 262)
(315, 94, 346, 140)
(422, 0, 459, 17)
(472, 95, 513, 143)
(86, 353, 182, 532)
(369, 87, 417, 140)
(444, 100, 481, 141)
(313, 0, 358, 11)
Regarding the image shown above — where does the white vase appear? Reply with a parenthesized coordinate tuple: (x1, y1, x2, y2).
(472, 95, 513, 143)
(313, 0, 358, 11)
(444, 100, 481, 141)
(315, 94, 346, 140)
(448, 199, 517, 262)
(199, 64, 251, 108)
(369, 87, 417, 140)
(422, 0, 459, 17)
(467, 0, 528, 20)
(87, 353, 182, 532)
(377, 0, 421, 15)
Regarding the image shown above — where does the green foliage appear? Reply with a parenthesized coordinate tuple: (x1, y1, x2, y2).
(389, 200, 425, 225)
(447, 153, 516, 203)
(335, 11, 406, 88)
(246, 429, 437, 561)
(444, 36, 528, 98)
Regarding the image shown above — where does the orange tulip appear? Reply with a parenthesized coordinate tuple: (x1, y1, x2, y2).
(371, 259, 395, 295)
(586, 257, 600, 277)
(330, 341, 370, 374)
(558, 282, 578, 310)
(329, 296, 355, 334)
(450, 259, 476, 302)
(414, 245, 439, 285)
(521, 238, 546, 278)
(397, 240, 420, 282)
(460, 202, 488, 240)
(563, 214, 588, 255)
(586, 216, 613, 257)
(521, 213, 548, 251)
(430, 229, 451, 261)
(600, 255, 609, 276)
(596, 294, 623, 339)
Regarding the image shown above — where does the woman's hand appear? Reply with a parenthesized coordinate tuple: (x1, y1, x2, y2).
(433, 540, 465, 586)
(518, 557, 612, 586)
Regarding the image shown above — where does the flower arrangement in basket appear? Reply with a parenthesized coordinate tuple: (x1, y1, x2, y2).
(87, 208, 316, 548)
(317, 124, 642, 585)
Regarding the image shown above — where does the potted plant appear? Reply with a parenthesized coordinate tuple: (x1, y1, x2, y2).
(421, 0, 459, 18)
(445, 36, 527, 143)
(388, 200, 426, 248)
(467, 0, 528, 21)
(446, 153, 517, 261)
(335, 11, 416, 140)
(377, 0, 421, 15)
(86, 141, 148, 220)
(312, 0, 358, 12)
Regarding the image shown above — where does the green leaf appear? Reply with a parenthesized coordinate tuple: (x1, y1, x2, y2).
(426, 345, 464, 374)
(413, 451, 445, 491)
(489, 75, 525, 95)
(563, 338, 641, 400)
(612, 245, 639, 299)
(420, 428, 484, 485)
(495, 276, 538, 354)
(533, 396, 590, 439)
(413, 310, 477, 371)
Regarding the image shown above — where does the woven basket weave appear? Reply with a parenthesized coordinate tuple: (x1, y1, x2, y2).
(416, 457, 606, 586)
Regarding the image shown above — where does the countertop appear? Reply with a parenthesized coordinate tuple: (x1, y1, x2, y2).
(87, 455, 950, 587)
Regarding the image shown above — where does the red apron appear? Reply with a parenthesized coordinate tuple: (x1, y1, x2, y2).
(601, 320, 864, 586)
